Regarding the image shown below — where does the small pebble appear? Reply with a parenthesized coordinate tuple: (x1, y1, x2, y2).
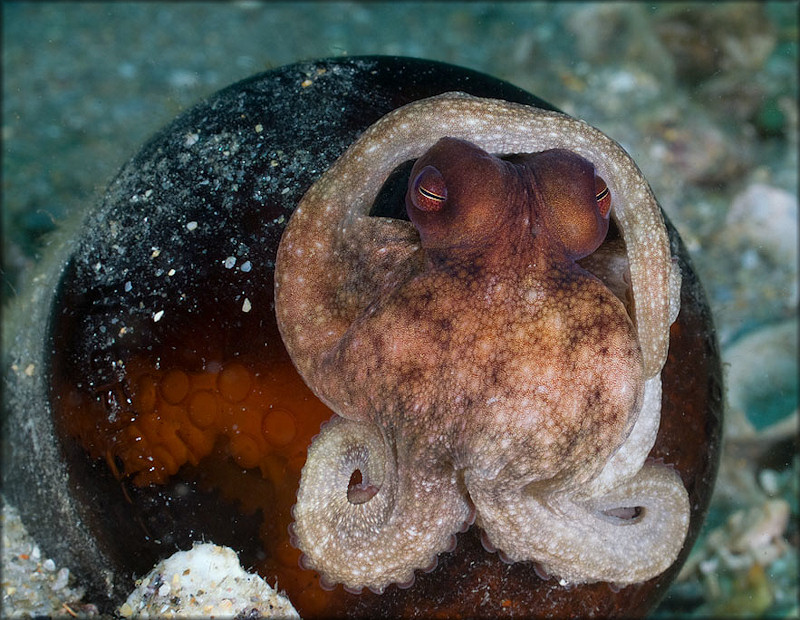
(1, 496, 91, 615)
(53, 568, 70, 591)
(726, 184, 797, 266)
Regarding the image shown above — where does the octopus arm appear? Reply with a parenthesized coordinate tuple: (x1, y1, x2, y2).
(292, 416, 472, 593)
(275, 206, 419, 384)
(576, 376, 662, 500)
(470, 462, 690, 585)
(333, 215, 423, 321)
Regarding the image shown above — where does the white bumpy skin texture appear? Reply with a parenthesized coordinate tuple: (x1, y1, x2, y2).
(275, 92, 688, 594)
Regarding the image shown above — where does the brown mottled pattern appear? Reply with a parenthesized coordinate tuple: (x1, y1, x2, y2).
(275, 93, 688, 593)
(276, 93, 678, 380)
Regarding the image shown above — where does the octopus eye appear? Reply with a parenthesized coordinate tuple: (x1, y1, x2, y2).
(595, 175, 612, 219)
(411, 165, 448, 212)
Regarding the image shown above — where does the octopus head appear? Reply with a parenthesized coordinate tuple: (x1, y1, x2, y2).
(406, 137, 612, 262)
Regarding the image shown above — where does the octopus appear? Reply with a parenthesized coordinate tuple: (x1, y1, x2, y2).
(274, 92, 690, 594)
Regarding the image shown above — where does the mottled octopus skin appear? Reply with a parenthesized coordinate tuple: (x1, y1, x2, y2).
(275, 92, 688, 593)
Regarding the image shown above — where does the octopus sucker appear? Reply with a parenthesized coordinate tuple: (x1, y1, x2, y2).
(275, 92, 689, 591)
(292, 416, 472, 593)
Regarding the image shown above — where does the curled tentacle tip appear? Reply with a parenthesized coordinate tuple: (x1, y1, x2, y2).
(599, 505, 644, 523)
(346, 469, 380, 504)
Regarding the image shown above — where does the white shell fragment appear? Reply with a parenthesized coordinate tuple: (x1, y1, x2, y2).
(119, 543, 298, 619)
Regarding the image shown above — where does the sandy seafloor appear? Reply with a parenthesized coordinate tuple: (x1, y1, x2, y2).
(1, 2, 797, 618)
